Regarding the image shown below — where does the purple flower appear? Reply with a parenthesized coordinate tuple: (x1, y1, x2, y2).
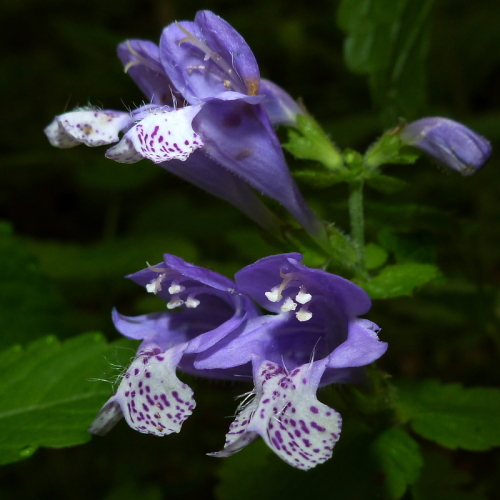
(44, 11, 326, 243)
(89, 253, 259, 437)
(400, 117, 492, 175)
(90, 253, 386, 470)
(198, 253, 387, 470)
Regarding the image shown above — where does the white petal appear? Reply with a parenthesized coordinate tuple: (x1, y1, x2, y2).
(53, 110, 130, 147)
(210, 359, 341, 470)
(44, 119, 82, 148)
(110, 106, 204, 164)
(105, 136, 143, 163)
(90, 346, 195, 436)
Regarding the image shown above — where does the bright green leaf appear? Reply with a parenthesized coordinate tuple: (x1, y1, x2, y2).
(395, 379, 500, 451)
(370, 427, 423, 499)
(0, 333, 137, 465)
(364, 243, 388, 270)
(360, 263, 440, 299)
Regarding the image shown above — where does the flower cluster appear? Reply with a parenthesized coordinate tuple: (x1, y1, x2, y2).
(44, 10, 324, 242)
(89, 253, 387, 470)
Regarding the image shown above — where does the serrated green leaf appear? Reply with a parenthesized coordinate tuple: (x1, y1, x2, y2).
(394, 380, 500, 451)
(0, 333, 137, 465)
(360, 263, 440, 299)
(364, 243, 388, 270)
(370, 428, 423, 499)
(337, 0, 436, 124)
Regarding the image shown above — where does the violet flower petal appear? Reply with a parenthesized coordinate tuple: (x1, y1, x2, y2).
(159, 150, 282, 232)
(117, 39, 180, 106)
(193, 100, 327, 242)
(160, 11, 259, 103)
(259, 78, 303, 127)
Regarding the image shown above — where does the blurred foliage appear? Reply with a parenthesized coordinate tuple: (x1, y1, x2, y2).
(1, 0, 500, 498)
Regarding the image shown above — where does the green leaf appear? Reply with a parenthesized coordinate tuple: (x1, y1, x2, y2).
(283, 114, 344, 170)
(394, 379, 500, 451)
(338, 0, 436, 124)
(0, 333, 137, 465)
(364, 243, 388, 270)
(0, 222, 64, 349)
(360, 263, 440, 299)
(411, 451, 487, 500)
(370, 428, 423, 499)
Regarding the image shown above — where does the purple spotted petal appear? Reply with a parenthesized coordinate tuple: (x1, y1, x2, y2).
(117, 39, 180, 106)
(160, 11, 259, 103)
(44, 110, 130, 148)
(89, 344, 195, 436)
(210, 358, 341, 470)
(106, 106, 203, 164)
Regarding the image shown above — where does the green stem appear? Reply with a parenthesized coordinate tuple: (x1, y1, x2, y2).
(348, 181, 365, 269)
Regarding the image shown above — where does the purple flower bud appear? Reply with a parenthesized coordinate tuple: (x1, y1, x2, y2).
(400, 117, 492, 175)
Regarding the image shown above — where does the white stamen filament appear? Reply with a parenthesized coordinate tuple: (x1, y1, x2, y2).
(167, 296, 184, 309)
(265, 286, 280, 302)
(176, 23, 240, 87)
(168, 282, 185, 294)
(280, 297, 297, 312)
(295, 286, 312, 304)
(296, 305, 313, 322)
(185, 296, 200, 308)
(146, 273, 165, 294)
(264, 270, 296, 303)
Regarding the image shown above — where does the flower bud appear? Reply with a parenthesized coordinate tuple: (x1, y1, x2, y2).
(400, 117, 492, 175)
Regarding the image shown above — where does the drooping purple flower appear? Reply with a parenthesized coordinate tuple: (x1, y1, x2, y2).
(88, 253, 259, 437)
(400, 117, 492, 175)
(195, 253, 387, 470)
(44, 11, 327, 244)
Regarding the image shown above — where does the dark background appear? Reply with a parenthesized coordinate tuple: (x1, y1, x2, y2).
(1, 0, 500, 498)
